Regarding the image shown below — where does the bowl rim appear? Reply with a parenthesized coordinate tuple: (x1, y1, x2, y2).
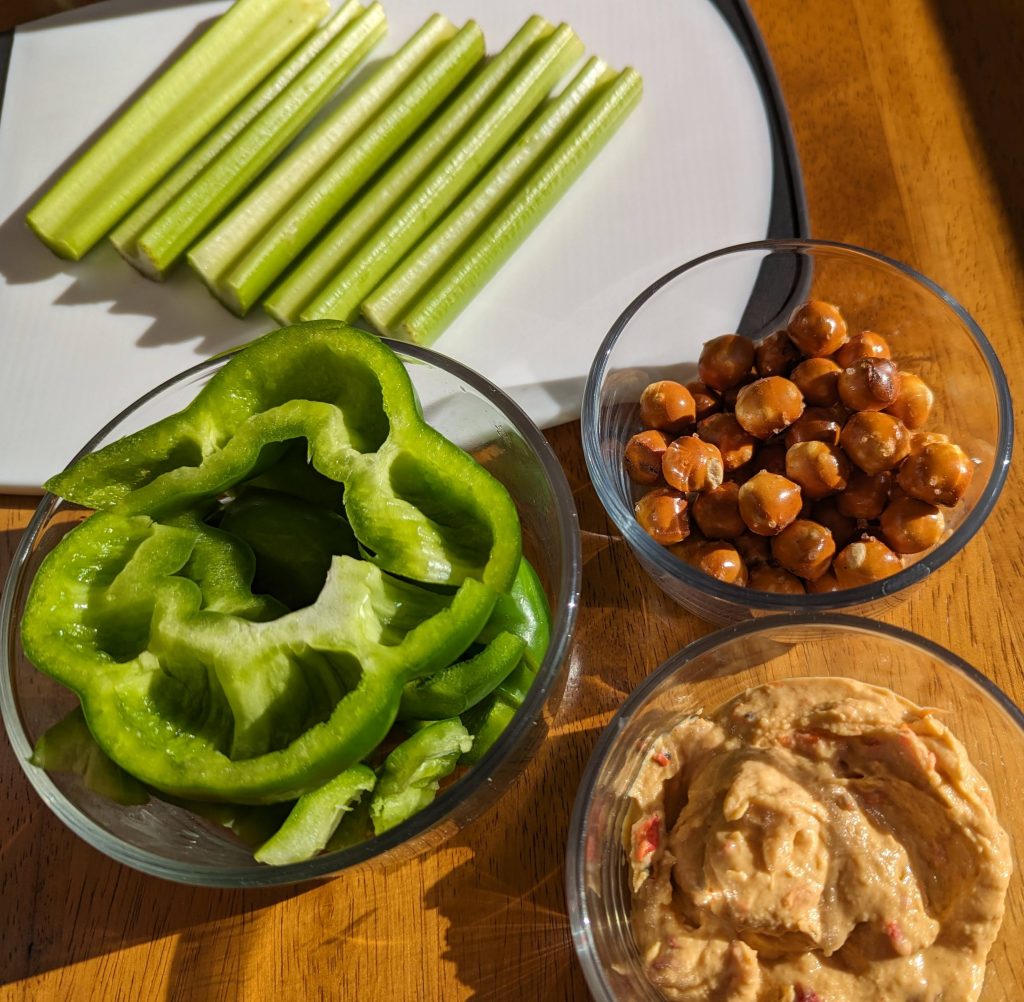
(565, 612, 1024, 1001)
(581, 237, 1015, 611)
(0, 334, 582, 887)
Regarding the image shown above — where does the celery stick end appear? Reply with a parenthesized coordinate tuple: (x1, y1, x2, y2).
(25, 211, 82, 261)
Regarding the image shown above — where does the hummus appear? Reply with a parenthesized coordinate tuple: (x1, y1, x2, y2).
(625, 678, 1010, 1002)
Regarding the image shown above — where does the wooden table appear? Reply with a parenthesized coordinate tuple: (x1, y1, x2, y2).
(2, 1, 1023, 999)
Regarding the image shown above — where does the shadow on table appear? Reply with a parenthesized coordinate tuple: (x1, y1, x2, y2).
(419, 729, 596, 1002)
(930, 0, 1024, 265)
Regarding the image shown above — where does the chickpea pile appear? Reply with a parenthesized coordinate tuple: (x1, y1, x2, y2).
(623, 301, 973, 594)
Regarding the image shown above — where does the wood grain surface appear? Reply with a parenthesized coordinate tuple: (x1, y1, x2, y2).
(2, 1, 1023, 999)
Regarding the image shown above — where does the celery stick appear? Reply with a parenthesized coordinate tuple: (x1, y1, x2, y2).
(299, 23, 585, 324)
(218, 21, 485, 315)
(189, 15, 455, 292)
(263, 14, 552, 325)
(395, 69, 643, 346)
(363, 57, 611, 335)
(26, 0, 328, 260)
(135, 3, 386, 278)
(110, 0, 362, 274)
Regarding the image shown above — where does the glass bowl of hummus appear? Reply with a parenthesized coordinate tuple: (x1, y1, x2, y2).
(567, 615, 1023, 1002)
(581, 240, 1013, 623)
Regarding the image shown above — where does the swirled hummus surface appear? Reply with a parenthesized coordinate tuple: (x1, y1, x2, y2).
(625, 678, 1010, 1002)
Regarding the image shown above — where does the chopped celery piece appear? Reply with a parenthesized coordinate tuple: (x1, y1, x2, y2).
(26, 0, 328, 259)
(218, 21, 486, 315)
(263, 14, 553, 325)
(395, 69, 643, 345)
(363, 56, 612, 334)
(188, 14, 456, 293)
(298, 23, 585, 323)
(135, 2, 387, 277)
(110, 0, 363, 275)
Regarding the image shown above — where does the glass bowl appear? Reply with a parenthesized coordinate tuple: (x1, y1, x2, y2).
(567, 615, 1024, 1001)
(0, 337, 581, 887)
(581, 239, 1013, 622)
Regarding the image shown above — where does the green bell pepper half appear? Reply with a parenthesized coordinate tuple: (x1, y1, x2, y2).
(22, 509, 495, 802)
(45, 322, 521, 594)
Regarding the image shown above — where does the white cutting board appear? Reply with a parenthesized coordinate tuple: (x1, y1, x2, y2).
(0, 0, 774, 491)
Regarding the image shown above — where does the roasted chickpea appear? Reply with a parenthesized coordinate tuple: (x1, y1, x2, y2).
(634, 487, 690, 545)
(771, 519, 836, 580)
(698, 334, 756, 392)
(623, 429, 670, 485)
(662, 436, 725, 493)
(737, 471, 803, 536)
(812, 497, 857, 549)
(693, 481, 745, 539)
(787, 300, 848, 357)
(734, 531, 772, 567)
(879, 497, 946, 554)
(790, 357, 841, 407)
(785, 408, 842, 448)
(807, 569, 841, 593)
(897, 441, 974, 506)
(672, 539, 748, 586)
(837, 358, 901, 412)
(910, 430, 949, 450)
(748, 564, 806, 594)
(785, 441, 850, 499)
(834, 331, 891, 368)
(685, 380, 722, 421)
(754, 329, 801, 377)
(698, 413, 757, 471)
(639, 380, 697, 435)
(835, 469, 893, 519)
(840, 412, 911, 475)
(885, 372, 934, 430)
(734, 376, 805, 439)
(833, 537, 903, 587)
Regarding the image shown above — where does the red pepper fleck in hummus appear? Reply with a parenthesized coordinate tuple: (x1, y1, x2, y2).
(624, 678, 1010, 1002)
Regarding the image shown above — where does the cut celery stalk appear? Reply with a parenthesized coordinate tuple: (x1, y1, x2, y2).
(110, 0, 363, 275)
(218, 21, 485, 316)
(363, 57, 611, 335)
(298, 23, 585, 323)
(189, 14, 455, 292)
(263, 14, 552, 325)
(394, 69, 642, 345)
(135, 2, 386, 278)
(26, 0, 328, 260)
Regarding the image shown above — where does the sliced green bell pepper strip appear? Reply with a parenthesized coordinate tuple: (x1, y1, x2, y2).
(31, 707, 150, 806)
(44, 322, 521, 595)
(22, 509, 496, 803)
(217, 487, 359, 609)
(459, 558, 552, 764)
(397, 631, 525, 721)
(253, 764, 375, 864)
(369, 718, 471, 834)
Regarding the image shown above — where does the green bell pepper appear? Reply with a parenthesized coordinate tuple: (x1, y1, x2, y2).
(369, 718, 471, 834)
(45, 321, 521, 593)
(460, 558, 552, 764)
(253, 764, 376, 865)
(23, 324, 525, 809)
(217, 487, 359, 609)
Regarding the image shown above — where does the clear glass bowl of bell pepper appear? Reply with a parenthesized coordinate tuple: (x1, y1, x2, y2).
(0, 325, 581, 886)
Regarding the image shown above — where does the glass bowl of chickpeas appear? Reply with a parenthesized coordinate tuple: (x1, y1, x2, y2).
(581, 239, 1012, 623)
